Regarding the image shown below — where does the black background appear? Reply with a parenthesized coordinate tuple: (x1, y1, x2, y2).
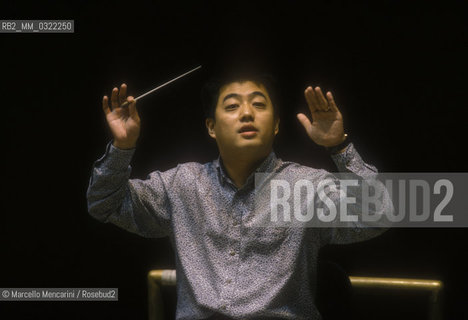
(1, 0, 467, 319)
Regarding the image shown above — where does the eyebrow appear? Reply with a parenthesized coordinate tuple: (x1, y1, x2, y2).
(222, 91, 267, 103)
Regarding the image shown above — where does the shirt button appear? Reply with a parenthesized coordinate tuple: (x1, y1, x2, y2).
(220, 305, 227, 310)
(233, 221, 239, 226)
(226, 279, 232, 284)
(229, 250, 236, 256)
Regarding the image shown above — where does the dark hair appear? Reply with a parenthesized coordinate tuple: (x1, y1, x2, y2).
(201, 69, 280, 120)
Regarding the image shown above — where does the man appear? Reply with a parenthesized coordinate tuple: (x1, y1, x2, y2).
(87, 70, 390, 319)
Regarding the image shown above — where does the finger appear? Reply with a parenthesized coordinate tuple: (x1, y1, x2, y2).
(127, 96, 140, 122)
(297, 113, 313, 134)
(314, 87, 329, 111)
(304, 86, 319, 113)
(326, 91, 339, 112)
(102, 96, 111, 114)
(111, 87, 119, 109)
(118, 83, 127, 105)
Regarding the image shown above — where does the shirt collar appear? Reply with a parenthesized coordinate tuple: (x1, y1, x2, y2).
(214, 151, 278, 188)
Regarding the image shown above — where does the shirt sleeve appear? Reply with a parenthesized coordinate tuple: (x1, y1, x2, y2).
(320, 143, 392, 245)
(86, 141, 173, 238)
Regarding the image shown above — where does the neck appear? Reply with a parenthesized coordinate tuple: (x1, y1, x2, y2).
(220, 149, 271, 189)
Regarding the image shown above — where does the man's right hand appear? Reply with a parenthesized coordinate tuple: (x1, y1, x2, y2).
(102, 83, 141, 150)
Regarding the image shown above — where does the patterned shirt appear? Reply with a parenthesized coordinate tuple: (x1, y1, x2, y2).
(86, 141, 389, 319)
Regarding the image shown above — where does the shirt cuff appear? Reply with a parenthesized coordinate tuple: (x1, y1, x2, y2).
(94, 140, 136, 171)
(330, 143, 376, 174)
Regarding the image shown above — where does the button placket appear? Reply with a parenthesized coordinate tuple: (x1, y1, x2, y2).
(226, 193, 242, 305)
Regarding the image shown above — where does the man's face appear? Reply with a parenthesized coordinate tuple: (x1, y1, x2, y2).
(206, 81, 279, 156)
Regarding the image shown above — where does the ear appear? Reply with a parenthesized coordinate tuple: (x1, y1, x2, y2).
(205, 118, 216, 139)
(274, 118, 280, 135)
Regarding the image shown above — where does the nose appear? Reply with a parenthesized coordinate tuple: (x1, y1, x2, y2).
(239, 102, 254, 122)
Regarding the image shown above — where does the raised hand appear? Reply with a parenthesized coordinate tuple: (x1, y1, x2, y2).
(102, 83, 141, 150)
(297, 86, 345, 147)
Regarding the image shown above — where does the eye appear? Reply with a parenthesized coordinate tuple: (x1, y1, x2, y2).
(225, 104, 238, 110)
(253, 102, 266, 108)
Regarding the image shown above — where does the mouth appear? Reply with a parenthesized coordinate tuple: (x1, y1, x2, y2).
(238, 125, 258, 134)
(238, 125, 259, 138)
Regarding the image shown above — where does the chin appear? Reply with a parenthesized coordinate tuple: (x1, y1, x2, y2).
(235, 140, 268, 151)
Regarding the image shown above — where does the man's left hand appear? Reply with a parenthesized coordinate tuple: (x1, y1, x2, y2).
(297, 86, 346, 147)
